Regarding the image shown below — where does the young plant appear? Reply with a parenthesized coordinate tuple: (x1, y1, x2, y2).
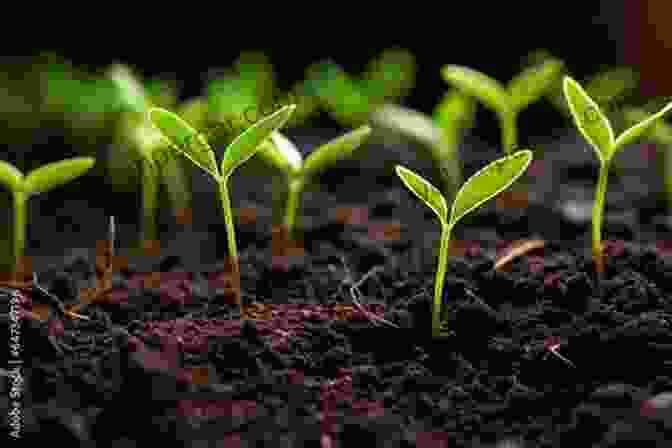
(371, 89, 476, 198)
(563, 76, 672, 277)
(307, 49, 416, 127)
(148, 104, 295, 317)
(441, 59, 564, 154)
(251, 125, 371, 239)
(395, 150, 532, 338)
(108, 64, 192, 248)
(0, 157, 95, 283)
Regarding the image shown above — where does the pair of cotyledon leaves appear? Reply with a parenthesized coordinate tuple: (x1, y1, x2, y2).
(148, 104, 372, 186)
(563, 77, 672, 165)
(0, 157, 96, 197)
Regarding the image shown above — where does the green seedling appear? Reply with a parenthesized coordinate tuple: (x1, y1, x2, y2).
(307, 49, 416, 127)
(108, 64, 192, 247)
(371, 89, 476, 198)
(205, 52, 277, 138)
(148, 104, 295, 317)
(563, 76, 672, 278)
(395, 150, 532, 338)
(0, 157, 95, 282)
(252, 125, 371, 239)
(623, 106, 672, 210)
(441, 59, 564, 154)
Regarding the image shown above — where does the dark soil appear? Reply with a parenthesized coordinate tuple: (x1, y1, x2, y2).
(3, 129, 672, 447)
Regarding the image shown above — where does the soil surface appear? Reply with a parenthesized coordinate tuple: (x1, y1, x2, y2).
(3, 128, 672, 447)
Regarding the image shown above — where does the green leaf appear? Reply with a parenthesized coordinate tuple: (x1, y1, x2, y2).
(584, 67, 639, 105)
(449, 150, 532, 229)
(441, 65, 511, 115)
(303, 125, 371, 180)
(220, 105, 295, 179)
(613, 101, 672, 154)
(432, 90, 476, 133)
(395, 165, 448, 225)
(148, 107, 220, 179)
(24, 157, 95, 196)
(372, 104, 442, 149)
(563, 77, 614, 163)
(108, 64, 149, 114)
(255, 132, 303, 177)
(0, 160, 24, 193)
(507, 58, 564, 111)
(623, 107, 672, 143)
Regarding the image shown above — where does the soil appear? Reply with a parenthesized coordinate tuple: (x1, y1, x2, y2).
(3, 128, 672, 447)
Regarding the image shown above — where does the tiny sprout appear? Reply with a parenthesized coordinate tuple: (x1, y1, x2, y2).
(395, 149, 532, 338)
(148, 104, 295, 317)
(441, 59, 563, 154)
(0, 157, 96, 281)
(371, 90, 475, 198)
(108, 64, 192, 247)
(563, 76, 672, 278)
(253, 125, 371, 239)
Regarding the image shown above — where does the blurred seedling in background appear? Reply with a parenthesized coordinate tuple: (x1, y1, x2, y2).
(371, 89, 476, 200)
(107, 64, 193, 254)
(306, 48, 416, 127)
(441, 58, 564, 155)
(0, 157, 95, 286)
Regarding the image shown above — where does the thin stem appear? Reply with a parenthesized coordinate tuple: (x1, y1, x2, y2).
(433, 224, 451, 338)
(13, 190, 27, 279)
(141, 159, 159, 247)
(218, 177, 243, 317)
(593, 161, 610, 279)
(501, 110, 518, 155)
(284, 176, 304, 240)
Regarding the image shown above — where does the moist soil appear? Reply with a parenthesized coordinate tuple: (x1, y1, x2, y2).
(3, 128, 672, 447)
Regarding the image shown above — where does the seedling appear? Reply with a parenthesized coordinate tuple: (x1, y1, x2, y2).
(371, 89, 476, 197)
(148, 104, 295, 317)
(307, 49, 416, 126)
(395, 150, 532, 337)
(0, 157, 95, 283)
(441, 59, 563, 154)
(252, 125, 371, 240)
(108, 64, 192, 248)
(563, 76, 672, 278)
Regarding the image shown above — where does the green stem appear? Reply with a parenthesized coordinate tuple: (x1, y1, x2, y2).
(593, 161, 610, 278)
(13, 190, 27, 277)
(433, 224, 451, 338)
(284, 176, 304, 240)
(218, 178, 238, 263)
(501, 110, 518, 155)
(141, 159, 159, 246)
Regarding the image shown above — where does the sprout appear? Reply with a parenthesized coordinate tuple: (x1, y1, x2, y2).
(108, 64, 192, 248)
(148, 105, 295, 317)
(371, 89, 476, 198)
(395, 150, 532, 338)
(0, 157, 95, 282)
(563, 76, 672, 278)
(253, 125, 371, 239)
(441, 59, 564, 154)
